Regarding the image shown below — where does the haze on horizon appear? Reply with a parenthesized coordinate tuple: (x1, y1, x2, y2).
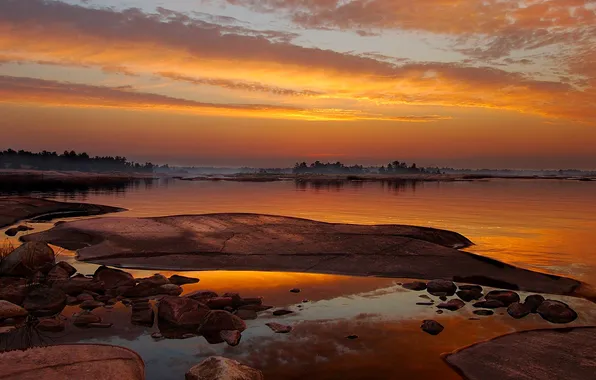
(1, 0, 595, 170)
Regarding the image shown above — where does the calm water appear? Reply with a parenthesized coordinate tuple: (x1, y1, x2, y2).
(2, 178, 596, 379)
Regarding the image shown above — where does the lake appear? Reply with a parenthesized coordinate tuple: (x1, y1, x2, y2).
(1, 178, 596, 379)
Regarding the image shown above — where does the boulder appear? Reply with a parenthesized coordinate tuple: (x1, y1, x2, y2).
(220, 330, 242, 346)
(456, 289, 483, 302)
(0, 242, 55, 277)
(131, 300, 155, 327)
(93, 266, 135, 289)
(36, 318, 65, 332)
(124, 282, 182, 298)
(137, 274, 169, 287)
(0, 300, 28, 319)
(160, 284, 183, 296)
(185, 356, 263, 380)
(205, 297, 235, 310)
(0, 283, 28, 306)
(402, 281, 427, 291)
(437, 299, 465, 311)
(421, 320, 444, 335)
(158, 296, 210, 327)
(53, 276, 105, 296)
(23, 287, 66, 317)
(458, 284, 483, 292)
(523, 294, 545, 313)
(74, 311, 102, 326)
(427, 280, 456, 296)
(199, 310, 246, 334)
(185, 290, 219, 303)
(473, 300, 505, 309)
(76, 293, 95, 303)
(507, 302, 531, 319)
(79, 300, 104, 310)
(235, 309, 258, 320)
(485, 290, 520, 306)
(45, 265, 70, 283)
(169, 275, 200, 285)
(536, 300, 578, 324)
(266, 322, 292, 333)
(55, 261, 77, 276)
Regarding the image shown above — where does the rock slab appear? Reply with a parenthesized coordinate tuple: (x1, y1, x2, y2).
(186, 356, 263, 380)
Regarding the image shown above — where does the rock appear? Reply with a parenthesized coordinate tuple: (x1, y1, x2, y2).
(66, 296, 79, 305)
(416, 302, 434, 306)
(0, 300, 28, 319)
(53, 276, 105, 296)
(507, 302, 531, 319)
(235, 309, 258, 320)
(439, 295, 448, 301)
(436, 310, 444, 314)
(473, 300, 505, 309)
(437, 299, 465, 311)
(485, 290, 520, 306)
(536, 300, 578, 324)
(151, 332, 164, 340)
(158, 296, 210, 328)
(74, 311, 102, 326)
(402, 281, 427, 291)
(289, 288, 301, 293)
(168, 274, 200, 286)
(0, 278, 28, 305)
(45, 265, 70, 283)
(0, 242, 55, 277)
(266, 322, 292, 333)
(427, 279, 457, 296)
(5, 225, 33, 236)
(220, 330, 242, 346)
(185, 356, 263, 380)
(199, 310, 246, 333)
(124, 282, 182, 298)
(55, 261, 77, 276)
(0, 326, 17, 334)
(237, 304, 272, 312)
(76, 293, 95, 303)
(23, 287, 67, 316)
(36, 318, 65, 332)
(137, 274, 169, 287)
(419, 294, 431, 299)
(456, 289, 483, 302)
(93, 266, 135, 290)
(473, 309, 494, 316)
(79, 300, 104, 310)
(458, 284, 483, 292)
(88, 323, 113, 328)
(0, 344, 145, 380)
(237, 297, 263, 307)
(421, 320, 444, 335)
(524, 294, 545, 313)
(205, 297, 235, 310)
(272, 309, 293, 316)
(185, 290, 219, 303)
(346, 335, 359, 340)
(131, 300, 155, 327)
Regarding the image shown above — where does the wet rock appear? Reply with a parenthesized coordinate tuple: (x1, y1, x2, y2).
(237, 297, 263, 307)
(88, 322, 113, 328)
(266, 322, 292, 333)
(185, 290, 219, 303)
(473, 309, 494, 316)
(151, 332, 164, 340)
(80, 300, 104, 310)
(237, 304, 272, 312)
(421, 320, 444, 335)
(168, 274, 200, 286)
(436, 310, 444, 314)
(458, 284, 483, 292)
(524, 294, 545, 313)
(93, 266, 135, 290)
(205, 297, 235, 310)
(507, 302, 532, 319)
(438, 299, 465, 311)
(199, 310, 246, 334)
(36, 317, 65, 332)
(46, 265, 70, 283)
(456, 289, 483, 302)
(537, 300, 578, 324)
(220, 330, 242, 346)
(272, 309, 293, 316)
(131, 299, 155, 326)
(473, 300, 505, 309)
(439, 295, 448, 301)
(0, 242, 55, 277)
(54, 276, 105, 296)
(124, 282, 182, 298)
(235, 309, 258, 320)
(5, 225, 33, 237)
(346, 335, 359, 340)
(289, 288, 301, 293)
(138, 274, 169, 287)
(74, 311, 102, 326)
(485, 290, 520, 306)
(403, 281, 427, 291)
(427, 279, 457, 296)
(23, 287, 67, 316)
(76, 293, 95, 303)
(66, 296, 79, 305)
(158, 296, 210, 328)
(55, 261, 77, 276)
(416, 302, 434, 306)
(0, 300, 28, 319)
(185, 356, 264, 380)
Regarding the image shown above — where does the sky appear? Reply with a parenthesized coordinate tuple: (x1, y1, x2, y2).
(0, 0, 595, 169)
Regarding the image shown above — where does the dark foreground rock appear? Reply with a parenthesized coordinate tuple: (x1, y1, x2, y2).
(536, 300, 578, 324)
(524, 294, 545, 312)
(402, 281, 427, 291)
(23, 287, 66, 317)
(444, 327, 596, 380)
(36, 317, 65, 332)
(131, 299, 155, 326)
(507, 302, 531, 319)
(158, 296, 210, 328)
(169, 275, 200, 285)
(186, 356, 263, 380)
(94, 266, 136, 290)
(485, 290, 520, 306)
(0, 300, 28, 319)
(199, 310, 246, 334)
(220, 330, 242, 346)
(426, 280, 457, 296)
(0, 344, 144, 380)
(0, 242, 55, 277)
(421, 320, 444, 335)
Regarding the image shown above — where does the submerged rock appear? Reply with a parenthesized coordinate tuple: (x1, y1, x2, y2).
(74, 311, 102, 326)
(185, 356, 263, 380)
(426, 280, 457, 296)
(0, 242, 55, 277)
(220, 330, 242, 346)
(536, 300, 578, 324)
(23, 287, 67, 316)
(402, 281, 427, 291)
(158, 296, 210, 328)
(169, 275, 200, 286)
(437, 299, 465, 311)
(485, 290, 520, 306)
(0, 300, 28, 319)
(507, 302, 531, 319)
(421, 320, 444, 335)
(266, 322, 292, 333)
(524, 294, 545, 313)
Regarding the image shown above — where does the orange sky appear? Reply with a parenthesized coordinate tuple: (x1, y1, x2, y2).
(0, 0, 595, 168)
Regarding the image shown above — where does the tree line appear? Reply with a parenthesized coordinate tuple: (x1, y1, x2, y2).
(293, 160, 438, 174)
(0, 149, 155, 173)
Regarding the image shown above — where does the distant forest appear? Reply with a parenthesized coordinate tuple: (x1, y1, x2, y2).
(293, 160, 437, 174)
(0, 149, 156, 173)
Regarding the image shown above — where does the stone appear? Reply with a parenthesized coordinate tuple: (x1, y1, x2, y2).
(473, 309, 494, 316)
(0, 326, 17, 334)
(237, 304, 272, 312)
(53, 276, 105, 296)
(79, 300, 105, 310)
(199, 310, 246, 333)
(458, 284, 483, 292)
(55, 261, 77, 276)
(138, 274, 169, 287)
(158, 296, 210, 327)
(131, 300, 155, 327)
(74, 311, 102, 326)
(93, 266, 135, 289)
(346, 335, 359, 340)
(124, 282, 182, 298)
(485, 290, 520, 306)
(456, 289, 483, 302)
(168, 275, 200, 286)
(0, 278, 28, 305)
(437, 299, 465, 311)
(185, 356, 263, 380)
(289, 288, 301, 293)
(272, 309, 293, 316)
(266, 322, 292, 333)
(507, 302, 531, 319)
(76, 293, 95, 303)
(237, 297, 263, 307)
(426, 279, 457, 296)
(36, 318, 65, 332)
(151, 332, 164, 340)
(524, 294, 545, 313)
(220, 330, 242, 346)
(419, 294, 431, 299)
(439, 295, 448, 301)
(416, 302, 434, 306)
(536, 300, 578, 324)
(88, 323, 113, 328)
(0, 300, 28, 319)
(23, 287, 67, 317)
(45, 265, 70, 283)
(235, 309, 258, 320)
(473, 300, 505, 309)
(5, 225, 33, 237)
(66, 296, 79, 305)
(402, 281, 427, 291)
(205, 297, 235, 310)
(421, 320, 444, 335)
(185, 290, 219, 303)
(0, 242, 55, 277)
(436, 310, 444, 314)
